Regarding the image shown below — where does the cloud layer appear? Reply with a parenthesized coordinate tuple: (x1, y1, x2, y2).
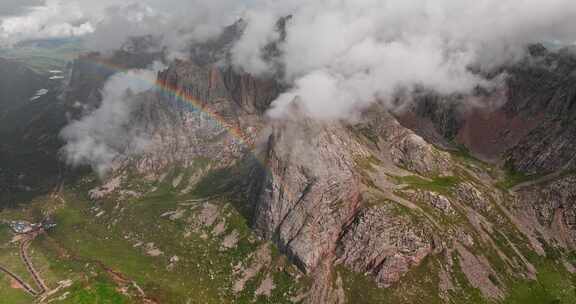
(0, 0, 247, 51)
(0, 0, 43, 17)
(229, 0, 576, 118)
(12, 0, 569, 173)
(5, 0, 576, 118)
(0, 0, 93, 44)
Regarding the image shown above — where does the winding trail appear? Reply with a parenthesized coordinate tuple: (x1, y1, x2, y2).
(0, 264, 39, 296)
(0, 231, 49, 298)
(44, 236, 158, 304)
(0, 167, 62, 299)
(20, 237, 48, 293)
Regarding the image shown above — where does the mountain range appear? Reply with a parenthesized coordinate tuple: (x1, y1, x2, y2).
(0, 32, 575, 304)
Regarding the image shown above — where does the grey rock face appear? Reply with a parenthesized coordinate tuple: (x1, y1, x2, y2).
(254, 116, 365, 271)
(389, 133, 452, 176)
(398, 46, 576, 175)
(337, 205, 432, 287)
(516, 175, 576, 248)
(359, 109, 453, 176)
(251, 107, 451, 295)
(406, 190, 455, 214)
(454, 182, 492, 213)
(107, 58, 281, 176)
(507, 122, 576, 174)
(494, 50, 576, 174)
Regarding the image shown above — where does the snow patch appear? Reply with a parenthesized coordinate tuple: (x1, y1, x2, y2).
(29, 88, 48, 101)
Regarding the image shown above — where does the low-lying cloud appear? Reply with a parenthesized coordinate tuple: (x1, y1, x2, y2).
(59, 64, 162, 176)
(229, 0, 576, 118)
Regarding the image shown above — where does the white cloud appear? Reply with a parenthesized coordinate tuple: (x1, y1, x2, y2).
(0, 0, 248, 51)
(0, 0, 93, 45)
(230, 0, 576, 118)
(59, 63, 164, 176)
(0, 0, 43, 17)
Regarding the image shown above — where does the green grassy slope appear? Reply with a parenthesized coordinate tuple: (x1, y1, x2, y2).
(0, 166, 304, 303)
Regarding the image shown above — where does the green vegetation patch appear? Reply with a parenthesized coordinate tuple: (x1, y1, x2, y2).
(339, 256, 443, 304)
(22, 160, 302, 304)
(395, 175, 461, 194)
(60, 276, 131, 304)
(496, 161, 542, 189)
(449, 253, 489, 304)
(354, 155, 382, 173)
(0, 224, 11, 244)
(350, 124, 380, 146)
(0, 275, 34, 304)
(504, 259, 576, 304)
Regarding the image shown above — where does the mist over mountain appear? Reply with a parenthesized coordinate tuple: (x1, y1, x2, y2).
(3, 1, 576, 119)
(1, 1, 576, 304)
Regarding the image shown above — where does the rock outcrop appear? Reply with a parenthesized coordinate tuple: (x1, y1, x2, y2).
(254, 115, 366, 272)
(515, 175, 576, 249)
(337, 205, 433, 287)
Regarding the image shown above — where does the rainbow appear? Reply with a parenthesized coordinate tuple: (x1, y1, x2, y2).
(81, 57, 297, 200)
(83, 57, 253, 148)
